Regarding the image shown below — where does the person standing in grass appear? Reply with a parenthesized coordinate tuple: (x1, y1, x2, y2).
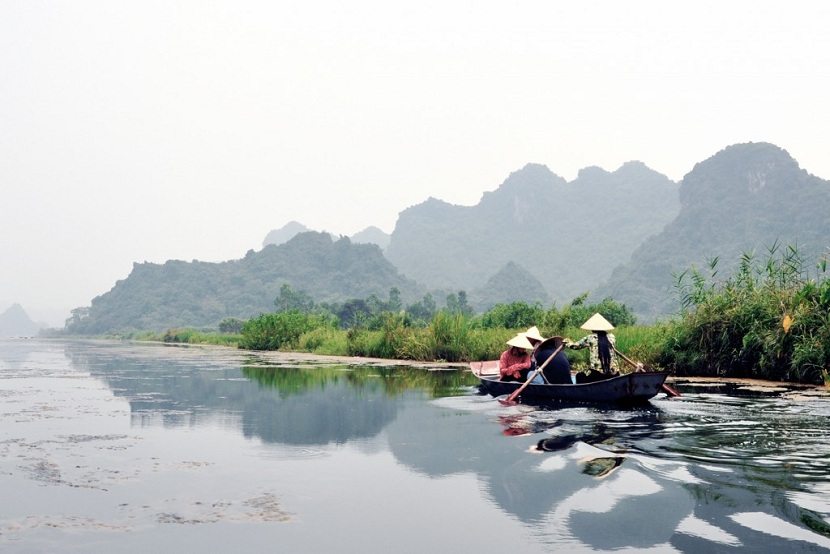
(565, 313, 618, 378)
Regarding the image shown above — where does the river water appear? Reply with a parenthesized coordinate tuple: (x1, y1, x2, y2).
(1, 339, 830, 553)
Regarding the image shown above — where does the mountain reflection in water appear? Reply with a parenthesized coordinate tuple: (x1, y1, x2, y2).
(2, 340, 830, 552)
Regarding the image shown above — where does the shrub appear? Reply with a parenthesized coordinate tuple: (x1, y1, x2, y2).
(240, 311, 334, 350)
(480, 302, 545, 329)
(658, 245, 830, 383)
(541, 294, 636, 335)
(297, 327, 349, 355)
(218, 317, 245, 334)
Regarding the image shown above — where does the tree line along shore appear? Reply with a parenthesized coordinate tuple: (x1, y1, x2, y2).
(80, 246, 830, 386)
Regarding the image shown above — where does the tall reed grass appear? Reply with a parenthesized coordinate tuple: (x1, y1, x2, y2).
(659, 245, 830, 383)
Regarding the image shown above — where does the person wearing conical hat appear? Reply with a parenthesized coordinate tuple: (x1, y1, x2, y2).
(565, 313, 617, 376)
(522, 326, 572, 384)
(499, 333, 534, 382)
(523, 326, 544, 347)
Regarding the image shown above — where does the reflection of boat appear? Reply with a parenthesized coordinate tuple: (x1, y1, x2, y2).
(470, 361, 668, 404)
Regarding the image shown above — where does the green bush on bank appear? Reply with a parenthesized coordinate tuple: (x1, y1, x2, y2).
(658, 246, 830, 383)
(342, 311, 513, 362)
(177, 296, 641, 363)
(239, 311, 336, 351)
(296, 326, 348, 356)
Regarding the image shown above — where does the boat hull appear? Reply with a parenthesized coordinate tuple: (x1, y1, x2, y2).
(476, 370, 668, 404)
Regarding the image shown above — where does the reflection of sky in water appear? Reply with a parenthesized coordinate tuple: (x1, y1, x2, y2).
(1, 339, 830, 552)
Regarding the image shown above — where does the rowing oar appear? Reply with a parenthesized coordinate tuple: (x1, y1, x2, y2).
(613, 347, 680, 397)
(500, 343, 565, 406)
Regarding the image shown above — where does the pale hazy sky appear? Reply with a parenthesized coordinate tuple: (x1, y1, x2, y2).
(2, 1, 829, 326)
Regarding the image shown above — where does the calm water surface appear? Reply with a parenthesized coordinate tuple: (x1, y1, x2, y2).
(2, 339, 830, 553)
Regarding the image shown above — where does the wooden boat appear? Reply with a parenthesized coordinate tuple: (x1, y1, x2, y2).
(470, 360, 669, 404)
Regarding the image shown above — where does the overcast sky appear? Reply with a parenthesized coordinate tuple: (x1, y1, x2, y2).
(2, 1, 829, 326)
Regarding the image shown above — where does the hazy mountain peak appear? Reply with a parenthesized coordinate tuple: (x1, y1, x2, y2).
(575, 160, 671, 185)
(477, 164, 567, 217)
(351, 226, 391, 250)
(397, 197, 459, 221)
(597, 141, 829, 320)
(0, 303, 41, 337)
(282, 230, 336, 249)
(496, 163, 566, 193)
(576, 165, 610, 180)
(472, 260, 551, 311)
(680, 142, 804, 206)
(616, 160, 664, 177)
(263, 221, 311, 248)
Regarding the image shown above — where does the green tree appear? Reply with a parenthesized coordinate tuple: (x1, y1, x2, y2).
(480, 302, 544, 329)
(336, 299, 372, 328)
(275, 284, 315, 313)
(65, 307, 90, 331)
(218, 317, 245, 334)
(446, 290, 473, 316)
(387, 287, 402, 312)
(406, 293, 437, 323)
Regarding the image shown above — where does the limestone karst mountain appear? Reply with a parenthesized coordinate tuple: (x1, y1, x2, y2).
(596, 142, 830, 319)
(67, 232, 421, 333)
(385, 161, 680, 304)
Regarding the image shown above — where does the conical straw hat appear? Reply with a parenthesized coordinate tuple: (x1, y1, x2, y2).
(580, 313, 614, 331)
(524, 326, 544, 342)
(506, 334, 533, 349)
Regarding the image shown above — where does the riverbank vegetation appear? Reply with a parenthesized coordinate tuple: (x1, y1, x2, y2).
(130, 290, 640, 367)
(236, 291, 638, 364)
(123, 245, 829, 384)
(658, 244, 830, 384)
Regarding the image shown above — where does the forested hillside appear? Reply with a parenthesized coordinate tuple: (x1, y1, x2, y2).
(597, 142, 830, 319)
(67, 232, 421, 334)
(67, 142, 830, 332)
(385, 162, 679, 303)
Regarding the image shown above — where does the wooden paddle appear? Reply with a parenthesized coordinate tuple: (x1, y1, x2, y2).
(500, 343, 565, 405)
(613, 347, 681, 397)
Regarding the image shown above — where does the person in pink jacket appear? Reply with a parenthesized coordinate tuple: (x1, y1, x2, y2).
(499, 334, 534, 381)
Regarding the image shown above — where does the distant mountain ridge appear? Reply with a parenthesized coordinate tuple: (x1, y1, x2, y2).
(385, 161, 680, 303)
(596, 142, 830, 318)
(67, 141, 830, 332)
(68, 232, 421, 333)
(263, 222, 390, 250)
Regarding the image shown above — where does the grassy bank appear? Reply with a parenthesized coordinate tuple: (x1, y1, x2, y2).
(115, 328, 243, 347)
(138, 301, 663, 368)
(129, 319, 667, 372)
(121, 245, 830, 385)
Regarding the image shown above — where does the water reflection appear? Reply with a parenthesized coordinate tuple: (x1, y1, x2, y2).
(241, 361, 478, 398)
(63, 342, 478, 447)
(33, 341, 830, 550)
